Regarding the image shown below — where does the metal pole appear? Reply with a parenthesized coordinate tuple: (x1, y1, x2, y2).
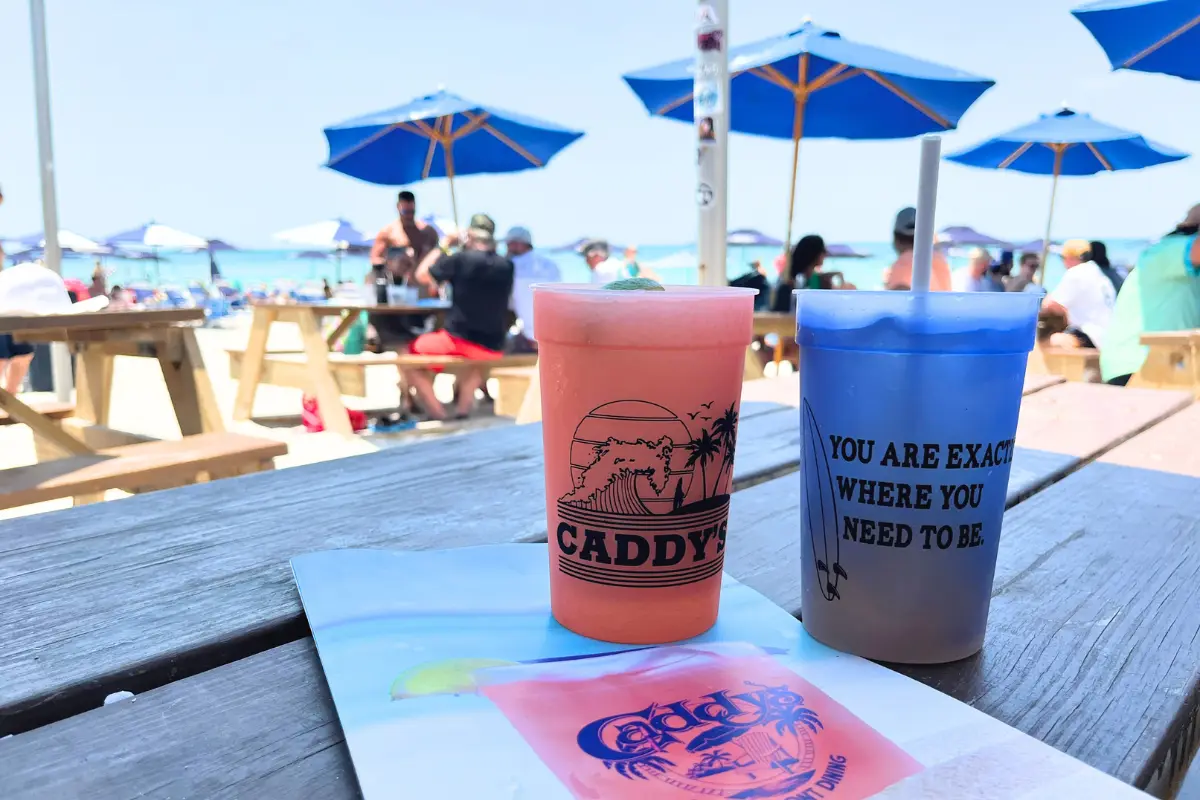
(29, 0, 73, 402)
(695, 0, 729, 286)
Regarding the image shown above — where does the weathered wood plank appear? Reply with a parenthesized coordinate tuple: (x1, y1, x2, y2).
(1021, 372, 1065, 395)
(3, 459, 1196, 797)
(1015, 383, 1191, 458)
(0, 405, 793, 733)
(0, 309, 203, 334)
(1100, 401, 1200, 477)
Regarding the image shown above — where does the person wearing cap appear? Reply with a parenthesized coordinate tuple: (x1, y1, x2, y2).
(505, 226, 560, 352)
(581, 240, 624, 284)
(408, 213, 514, 419)
(884, 207, 952, 291)
(1042, 238, 1116, 350)
(1101, 204, 1200, 385)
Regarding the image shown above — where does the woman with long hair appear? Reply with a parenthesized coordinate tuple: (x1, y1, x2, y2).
(1085, 240, 1125, 295)
(770, 234, 826, 313)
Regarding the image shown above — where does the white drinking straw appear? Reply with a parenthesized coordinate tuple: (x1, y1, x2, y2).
(910, 135, 942, 294)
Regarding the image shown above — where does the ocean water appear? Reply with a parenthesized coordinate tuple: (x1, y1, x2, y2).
(64, 239, 1150, 294)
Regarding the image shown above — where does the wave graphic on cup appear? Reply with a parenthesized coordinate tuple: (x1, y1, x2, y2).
(802, 400, 848, 601)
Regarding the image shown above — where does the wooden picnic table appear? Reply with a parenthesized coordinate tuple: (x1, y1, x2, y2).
(232, 301, 450, 436)
(0, 382, 1196, 797)
(0, 309, 218, 455)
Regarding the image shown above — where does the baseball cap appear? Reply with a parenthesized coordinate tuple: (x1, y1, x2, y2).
(505, 226, 532, 245)
(894, 207, 917, 236)
(1060, 239, 1089, 260)
(580, 238, 609, 257)
(467, 213, 495, 241)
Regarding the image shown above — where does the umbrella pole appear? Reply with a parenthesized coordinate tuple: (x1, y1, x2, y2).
(1037, 145, 1064, 285)
(784, 94, 808, 255)
(444, 138, 460, 235)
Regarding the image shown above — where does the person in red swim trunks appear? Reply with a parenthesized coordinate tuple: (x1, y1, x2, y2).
(407, 213, 514, 420)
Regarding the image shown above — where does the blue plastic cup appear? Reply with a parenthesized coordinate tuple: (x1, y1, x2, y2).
(795, 291, 1039, 664)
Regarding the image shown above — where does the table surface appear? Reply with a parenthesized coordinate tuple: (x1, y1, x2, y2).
(250, 301, 450, 315)
(0, 308, 204, 334)
(0, 381, 1196, 798)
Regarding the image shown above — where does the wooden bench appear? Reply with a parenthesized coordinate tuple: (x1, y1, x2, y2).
(1129, 330, 1200, 396)
(1029, 345, 1101, 382)
(0, 401, 74, 426)
(0, 432, 288, 510)
(226, 348, 537, 397)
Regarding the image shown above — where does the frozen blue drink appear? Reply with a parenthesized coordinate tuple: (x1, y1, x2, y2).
(795, 291, 1039, 664)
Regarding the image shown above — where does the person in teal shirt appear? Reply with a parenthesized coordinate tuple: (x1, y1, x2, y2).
(1101, 204, 1200, 385)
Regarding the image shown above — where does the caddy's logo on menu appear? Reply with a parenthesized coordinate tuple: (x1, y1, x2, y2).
(576, 681, 851, 798)
(555, 400, 738, 588)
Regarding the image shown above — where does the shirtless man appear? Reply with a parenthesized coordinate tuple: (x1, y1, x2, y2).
(367, 190, 441, 352)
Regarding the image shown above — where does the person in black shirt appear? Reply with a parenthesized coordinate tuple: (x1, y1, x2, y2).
(407, 213, 514, 420)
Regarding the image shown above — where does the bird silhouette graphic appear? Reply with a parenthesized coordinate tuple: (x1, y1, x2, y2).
(701, 416, 712, 421)
(700, 401, 714, 409)
(687, 411, 701, 420)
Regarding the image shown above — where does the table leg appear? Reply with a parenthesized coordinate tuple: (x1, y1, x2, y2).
(0, 387, 93, 456)
(744, 346, 766, 381)
(159, 328, 225, 435)
(297, 309, 354, 437)
(74, 347, 114, 425)
(232, 307, 275, 421)
(325, 311, 359, 350)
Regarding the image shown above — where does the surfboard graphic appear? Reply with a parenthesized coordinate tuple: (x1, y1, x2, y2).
(802, 400, 847, 601)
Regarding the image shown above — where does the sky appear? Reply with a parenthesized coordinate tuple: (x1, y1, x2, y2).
(0, 0, 1197, 248)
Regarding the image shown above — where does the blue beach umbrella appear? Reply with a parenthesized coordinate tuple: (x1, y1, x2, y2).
(946, 107, 1188, 274)
(727, 229, 784, 268)
(1072, 0, 1200, 81)
(622, 21, 995, 247)
(727, 229, 784, 247)
(323, 89, 584, 229)
(937, 226, 1012, 248)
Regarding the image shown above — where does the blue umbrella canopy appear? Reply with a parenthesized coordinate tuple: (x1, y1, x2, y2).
(623, 21, 994, 246)
(324, 89, 584, 227)
(937, 226, 1012, 248)
(1072, 0, 1200, 81)
(946, 107, 1188, 274)
(727, 228, 784, 247)
(944, 107, 1188, 175)
(825, 243, 871, 258)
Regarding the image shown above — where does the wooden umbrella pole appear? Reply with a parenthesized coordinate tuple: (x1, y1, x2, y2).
(784, 102, 805, 256)
(784, 55, 810, 255)
(445, 138, 459, 234)
(1037, 145, 1064, 285)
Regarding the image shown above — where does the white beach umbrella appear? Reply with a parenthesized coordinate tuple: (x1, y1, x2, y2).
(10, 229, 111, 255)
(273, 218, 370, 250)
(105, 222, 208, 250)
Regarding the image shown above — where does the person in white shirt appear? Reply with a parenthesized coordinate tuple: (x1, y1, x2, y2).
(951, 248, 1003, 292)
(1043, 239, 1116, 349)
(581, 239, 624, 284)
(504, 226, 560, 350)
